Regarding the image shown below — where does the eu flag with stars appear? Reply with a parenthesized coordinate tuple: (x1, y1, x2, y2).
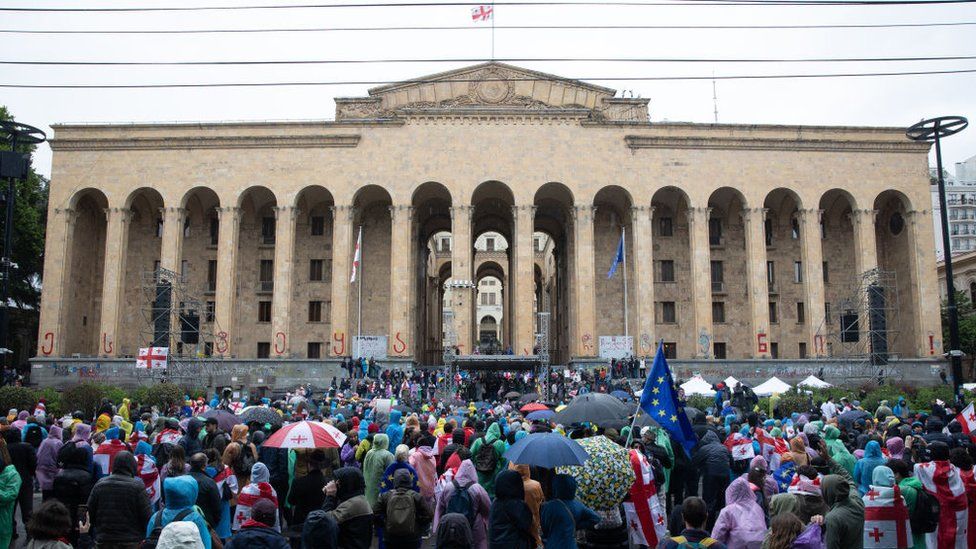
(639, 343, 698, 457)
(607, 233, 624, 279)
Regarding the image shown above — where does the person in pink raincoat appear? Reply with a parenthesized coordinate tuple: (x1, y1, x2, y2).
(434, 459, 491, 549)
(408, 437, 438, 507)
(712, 476, 768, 549)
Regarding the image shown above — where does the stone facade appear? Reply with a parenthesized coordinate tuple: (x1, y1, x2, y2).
(35, 62, 944, 378)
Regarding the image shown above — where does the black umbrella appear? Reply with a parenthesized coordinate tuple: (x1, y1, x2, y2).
(553, 393, 631, 427)
(504, 391, 521, 400)
(239, 406, 283, 427)
(684, 406, 703, 422)
(519, 393, 540, 404)
(331, 407, 356, 419)
(838, 409, 871, 428)
(201, 410, 241, 432)
(393, 404, 414, 414)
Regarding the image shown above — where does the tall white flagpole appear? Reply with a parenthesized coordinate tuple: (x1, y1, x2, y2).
(355, 225, 363, 356)
(622, 225, 629, 337)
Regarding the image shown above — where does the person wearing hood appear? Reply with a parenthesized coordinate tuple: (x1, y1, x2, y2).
(921, 417, 953, 447)
(301, 509, 339, 549)
(363, 433, 395, 507)
(147, 475, 212, 549)
(36, 425, 63, 500)
(386, 409, 405, 449)
(0, 438, 22, 549)
(470, 422, 508, 498)
(181, 418, 204, 457)
(508, 462, 544, 546)
(52, 442, 95, 545)
(155, 521, 205, 549)
(853, 440, 886, 496)
(823, 425, 856, 475)
(691, 430, 732, 530)
(862, 465, 911, 549)
(60, 422, 94, 473)
(374, 467, 433, 548)
(321, 466, 374, 549)
(225, 498, 290, 549)
(820, 458, 864, 549)
(711, 476, 768, 548)
(235, 462, 281, 532)
(434, 459, 491, 549)
(892, 398, 910, 419)
(87, 451, 153, 546)
(540, 473, 599, 549)
(93, 426, 130, 475)
(488, 469, 535, 549)
(887, 459, 926, 549)
(409, 438, 438, 507)
(4, 425, 36, 534)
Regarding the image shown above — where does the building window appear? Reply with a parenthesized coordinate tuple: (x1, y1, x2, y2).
(183, 217, 191, 238)
(659, 301, 677, 324)
(310, 216, 325, 236)
(714, 342, 727, 359)
(156, 217, 164, 238)
(257, 342, 271, 358)
(659, 260, 675, 282)
(486, 237, 495, 251)
(770, 342, 779, 359)
(204, 342, 214, 356)
(791, 217, 800, 239)
(180, 260, 188, 280)
(797, 302, 805, 324)
(205, 301, 215, 322)
(767, 261, 775, 289)
(534, 237, 541, 250)
(709, 217, 722, 246)
(310, 259, 324, 281)
(765, 218, 773, 246)
(793, 261, 803, 283)
(489, 293, 496, 305)
(659, 217, 673, 237)
(258, 301, 272, 323)
(799, 342, 808, 359)
(825, 302, 832, 324)
(480, 293, 487, 305)
(260, 259, 274, 291)
(308, 301, 322, 322)
(209, 215, 219, 246)
(307, 342, 322, 359)
(663, 342, 677, 359)
(261, 216, 276, 244)
(769, 302, 778, 324)
(822, 261, 829, 284)
(153, 260, 161, 277)
(712, 301, 726, 323)
(207, 260, 217, 292)
(711, 260, 724, 292)
(440, 237, 450, 252)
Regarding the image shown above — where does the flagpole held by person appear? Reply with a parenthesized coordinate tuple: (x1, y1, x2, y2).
(626, 342, 698, 458)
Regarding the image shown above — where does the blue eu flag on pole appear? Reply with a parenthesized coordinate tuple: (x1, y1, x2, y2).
(607, 233, 624, 278)
(639, 342, 698, 457)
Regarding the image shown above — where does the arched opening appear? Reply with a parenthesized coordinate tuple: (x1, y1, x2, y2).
(970, 280, 976, 304)
(593, 186, 635, 350)
(64, 189, 109, 356)
(534, 182, 574, 364)
(293, 186, 335, 359)
(174, 187, 221, 358)
(412, 182, 453, 364)
(652, 187, 692, 358)
(874, 190, 916, 358)
(763, 188, 804, 359)
(479, 315, 499, 349)
(818, 189, 858, 354)
(471, 181, 515, 351)
(236, 186, 278, 358)
(707, 187, 748, 358)
(119, 188, 165, 357)
(474, 252, 508, 351)
(349, 185, 393, 347)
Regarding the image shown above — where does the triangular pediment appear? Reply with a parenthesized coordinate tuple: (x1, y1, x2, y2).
(334, 62, 648, 121)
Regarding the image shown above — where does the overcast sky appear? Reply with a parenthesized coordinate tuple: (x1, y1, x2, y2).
(1, 0, 974, 180)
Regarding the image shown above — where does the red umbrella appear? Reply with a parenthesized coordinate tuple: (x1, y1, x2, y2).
(520, 402, 550, 414)
(262, 421, 346, 449)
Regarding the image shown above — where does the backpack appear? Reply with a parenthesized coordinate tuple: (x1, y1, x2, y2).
(669, 535, 718, 548)
(446, 480, 476, 526)
(140, 508, 194, 549)
(151, 442, 174, 468)
(232, 441, 256, 478)
(910, 487, 940, 534)
(474, 442, 496, 474)
(384, 490, 417, 538)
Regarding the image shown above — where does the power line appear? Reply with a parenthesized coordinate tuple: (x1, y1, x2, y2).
(2, 0, 974, 12)
(2, 68, 975, 88)
(3, 21, 975, 34)
(6, 55, 976, 66)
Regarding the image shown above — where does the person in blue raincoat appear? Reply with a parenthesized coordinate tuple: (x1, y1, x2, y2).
(147, 475, 212, 549)
(853, 440, 886, 496)
(540, 473, 600, 549)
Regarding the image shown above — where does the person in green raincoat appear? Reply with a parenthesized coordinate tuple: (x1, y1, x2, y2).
(823, 425, 856, 476)
(362, 433, 394, 508)
(889, 458, 926, 549)
(0, 443, 23, 549)
(470, 422, 507, 498)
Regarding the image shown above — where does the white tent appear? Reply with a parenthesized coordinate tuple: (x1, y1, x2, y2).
(724, 376, 740, 390)
(753, 376, 792, 396)
(680, 376, 716, 397)
(797, 375, 831, 389)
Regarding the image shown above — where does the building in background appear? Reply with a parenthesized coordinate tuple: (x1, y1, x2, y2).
(932, 153, 976, 259)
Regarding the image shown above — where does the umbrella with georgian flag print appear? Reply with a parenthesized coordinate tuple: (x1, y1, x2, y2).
(262, 421, 346, 449)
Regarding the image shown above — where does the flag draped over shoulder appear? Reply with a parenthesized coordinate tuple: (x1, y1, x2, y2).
(863, 485, 912, 549)
(623, 449, 666, 547)
(638, 343, 697, 457)
(234, 481, 280, 532)
(607, 233, 624, 279)
(135, 454, 161, 505)
(914, 460, 969, 549)
(93, 440, 129, 474)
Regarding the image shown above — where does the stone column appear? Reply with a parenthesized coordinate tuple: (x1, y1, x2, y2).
(743, 207, 771, 358)
(271, 206, 298, 357)
(573, 205, 597, 358)
(329, 205, 355, 357)
(159, 207, 186, 274)
(906, 209, 941, 357)
(687, 207, 713, 358)
(97, 207, 131, 357)
(214, 207, 241, 357)
(851, 209, 879, 275)
(388, 205, 414, 357)
(631, 206, 656, 356)
(37, 208, 77, 357)
(799, 208, 827, 356)
(450, 206, 474, 354)
(513, 205, 536, 355)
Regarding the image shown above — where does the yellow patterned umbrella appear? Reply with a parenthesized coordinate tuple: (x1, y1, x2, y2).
(556, 435, 634, 510)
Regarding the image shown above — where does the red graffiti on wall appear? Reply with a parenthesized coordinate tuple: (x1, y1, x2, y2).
(332, 331, 346, 356)
(929, 333, 936, 355)
(814, 335, 825, 355)
(274, 332, 287, 355)
(101, 333, 113, 354)
(392, 332, 407, 354)
(40, 332, 54, 356)
(581, 333, 594, 352)
(757, 333, 768, 354)
(215, 331, 229, 354)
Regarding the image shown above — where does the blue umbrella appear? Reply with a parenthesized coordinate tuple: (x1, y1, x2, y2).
(503, 432, 590, 468)
(526, 409, 555, 421)
(611, 390, 632, 402)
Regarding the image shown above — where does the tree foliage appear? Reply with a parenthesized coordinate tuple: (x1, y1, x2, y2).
(941, 290, 976, 359)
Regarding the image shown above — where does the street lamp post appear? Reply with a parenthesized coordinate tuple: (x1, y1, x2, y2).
(906, 116, 969, 392)
(0, 120, 46, 386)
